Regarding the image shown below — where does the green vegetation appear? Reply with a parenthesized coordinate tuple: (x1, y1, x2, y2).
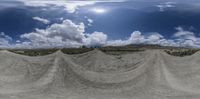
(7, 44, 200, 57)
(9, 48, 95, 56)
(61, 48, 94, 54)
(100, 46, 144, 55)
(165, 49, 199, 57)
(9, 49, 58, 56)
(8, 46, 144, 56)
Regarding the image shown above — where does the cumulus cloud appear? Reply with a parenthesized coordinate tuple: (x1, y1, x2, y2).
(174, 27, 195, 38)
(1, 19, 200, 48)
(33, 17, 50, 24)
(172, 27, 200, 47)
(106, 26, 200, 48)
(19, 19, 108, 48)
(20, 19, 85, 48)
(84, 32, 107, 46)
(107, 31, 170, 46)
(2, 25, 200, 48)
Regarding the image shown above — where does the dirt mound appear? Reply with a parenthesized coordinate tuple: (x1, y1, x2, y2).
(0, 50, 56, 94)
(72, 49, 146, 73)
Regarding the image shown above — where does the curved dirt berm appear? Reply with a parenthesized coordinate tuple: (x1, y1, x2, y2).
(0, 50, 58, 94)
(69, 49, 149, 84)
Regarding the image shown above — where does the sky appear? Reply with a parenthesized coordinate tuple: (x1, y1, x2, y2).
(0, 0, 200, 48)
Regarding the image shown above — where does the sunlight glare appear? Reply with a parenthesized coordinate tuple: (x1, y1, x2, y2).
(92, 8, 106, 13)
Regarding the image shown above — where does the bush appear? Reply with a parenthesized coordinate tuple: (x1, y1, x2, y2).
(165, 49, 199, 57)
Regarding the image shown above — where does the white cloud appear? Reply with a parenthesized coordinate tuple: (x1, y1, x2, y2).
(172, 27, 200, 47)
(128, 31, 145, 43)
(19, 19, 108, 48)
(18, 25, 200, 48)
(174, 26, 194, 38)
(21, 1, 96, 13)
(1, 19, 200, 48)
(59, 17, 64, 21)
(33, 17, 50, 24)
(156, 2, 176, 12)
(87, 18, 93, 26)
(107, 39, 129, 46)
(107, 31, 168, 46)
(20, 19, 85, 48)
(19, 0, 127, 13)
(107, 26, 200, 48)
(84, 32, 107, 46)
(0, 32, 12, 48)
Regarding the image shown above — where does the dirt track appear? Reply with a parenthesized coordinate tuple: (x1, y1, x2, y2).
(0, 49, 200, 99)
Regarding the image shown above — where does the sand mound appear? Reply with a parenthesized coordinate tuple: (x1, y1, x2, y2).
(0, 50, 200, 99)
(0, 50, 57, 94)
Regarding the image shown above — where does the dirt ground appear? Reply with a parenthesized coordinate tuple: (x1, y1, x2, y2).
(0, 49, 200, 99)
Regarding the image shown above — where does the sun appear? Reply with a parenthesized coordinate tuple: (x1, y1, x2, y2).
(92, 8, 106, 14)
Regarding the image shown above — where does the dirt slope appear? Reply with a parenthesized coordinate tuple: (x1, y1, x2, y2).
(0, 49, 199, 99)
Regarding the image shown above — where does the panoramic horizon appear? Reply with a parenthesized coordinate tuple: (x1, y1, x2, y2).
(1, 1, 200, 99)
(0, 0, 200, 48)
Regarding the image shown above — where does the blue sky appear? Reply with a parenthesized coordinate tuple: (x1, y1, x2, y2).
(0, 0, 200, 48)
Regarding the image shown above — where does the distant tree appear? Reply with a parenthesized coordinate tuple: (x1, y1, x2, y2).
(80, 45, 87, 48)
